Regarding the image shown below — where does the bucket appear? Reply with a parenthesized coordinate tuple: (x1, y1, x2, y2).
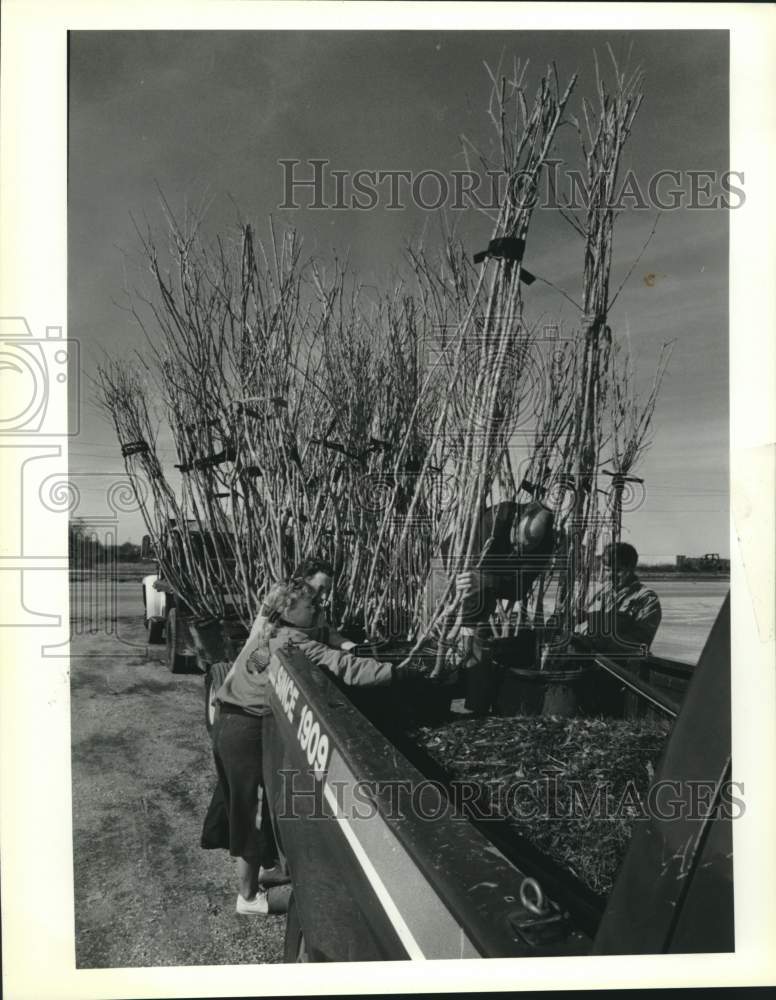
(495, 664, 592, 717)
(459, 631, 537, 714)
(189, 617, 249, 670)
(266, 883, 292, 915)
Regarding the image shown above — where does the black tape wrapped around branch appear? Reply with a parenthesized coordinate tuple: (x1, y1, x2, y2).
(472, 237, 537, 284)
(121, 440, 149, 458)
(175, 444, 238, 472)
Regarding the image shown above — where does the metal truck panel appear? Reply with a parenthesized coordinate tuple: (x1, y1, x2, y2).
(592, 592, 733, 954)
(263, 645, 590, 960)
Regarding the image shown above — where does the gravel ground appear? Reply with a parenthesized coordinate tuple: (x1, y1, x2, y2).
(70, 582, 285, 968)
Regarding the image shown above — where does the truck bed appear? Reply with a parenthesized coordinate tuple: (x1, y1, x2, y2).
(400, 711, 671, 896)
(263, 652, 598, 960)
(343, 682, 669, 913)
(263, 594, 733, 961)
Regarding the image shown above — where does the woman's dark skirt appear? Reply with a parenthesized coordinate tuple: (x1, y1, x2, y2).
(201, 709, 276, 865)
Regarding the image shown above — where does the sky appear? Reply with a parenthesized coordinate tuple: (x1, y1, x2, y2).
(68, 30, 730, 561)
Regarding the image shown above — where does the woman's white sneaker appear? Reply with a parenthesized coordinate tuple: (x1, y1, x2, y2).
(236, 889, 269, 915)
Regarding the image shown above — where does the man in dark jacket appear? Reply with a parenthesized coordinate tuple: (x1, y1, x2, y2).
(578, 541, 662, 652)
(451, 500, 556, 713)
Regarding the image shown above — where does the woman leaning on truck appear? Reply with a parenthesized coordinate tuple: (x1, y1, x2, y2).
(204, 576, 429, 915)
(245, 558, 358, 654)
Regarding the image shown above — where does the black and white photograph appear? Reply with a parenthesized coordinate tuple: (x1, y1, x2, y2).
(1, 3, 774, 998)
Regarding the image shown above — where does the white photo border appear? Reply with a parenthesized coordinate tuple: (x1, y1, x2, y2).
(1, 2, 774, 997)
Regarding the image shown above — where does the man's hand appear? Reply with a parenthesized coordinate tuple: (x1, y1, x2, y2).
(455, 570, 480, 601)
(339, 640, 356, 652)
(394, 645, 459, 683)
(394, 650, 448, 681)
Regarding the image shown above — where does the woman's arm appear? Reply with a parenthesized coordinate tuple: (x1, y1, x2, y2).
(295, 637, 395, 687)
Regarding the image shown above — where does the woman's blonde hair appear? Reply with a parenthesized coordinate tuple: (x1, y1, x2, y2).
(247, 578, 313, 673)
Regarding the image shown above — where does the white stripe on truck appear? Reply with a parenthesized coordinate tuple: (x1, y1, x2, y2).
(322, 781, 426, 959)
(324, 749, 481, 960)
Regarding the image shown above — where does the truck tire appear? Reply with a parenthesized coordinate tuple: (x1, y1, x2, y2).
(205, 661, 231, 735)
(283, 895, 310, 963)
(166, 607, 191, 674)
(148, 619, 165, 645)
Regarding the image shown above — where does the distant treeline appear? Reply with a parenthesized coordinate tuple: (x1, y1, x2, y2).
(641, 561, 730, 577)
(69, 519, 142, 564)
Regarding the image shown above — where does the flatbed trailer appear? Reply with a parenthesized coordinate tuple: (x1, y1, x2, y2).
(262, 594, 733, 961)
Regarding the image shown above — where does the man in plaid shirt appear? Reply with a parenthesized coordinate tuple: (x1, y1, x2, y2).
(580, 541, 662, 652)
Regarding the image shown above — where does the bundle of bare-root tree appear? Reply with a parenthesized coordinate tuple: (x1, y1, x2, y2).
(372, 52, 673, 658)
(96, 50, 671, 652)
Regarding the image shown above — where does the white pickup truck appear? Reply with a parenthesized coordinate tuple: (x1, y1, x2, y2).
(141, 570, 195, 673)
(141, 571, 166, 644)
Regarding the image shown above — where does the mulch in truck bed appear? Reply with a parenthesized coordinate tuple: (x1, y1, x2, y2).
(407, 713, 671, 896)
